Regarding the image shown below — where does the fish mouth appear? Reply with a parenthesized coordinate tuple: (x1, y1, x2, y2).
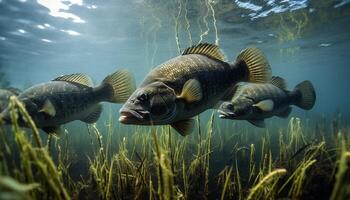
(119, 108, 150, 124)
(218, 110, 235, 119)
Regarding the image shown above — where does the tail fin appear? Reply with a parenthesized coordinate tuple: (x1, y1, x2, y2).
(293, 81, 316, 110)
(100, 70, 135, 103)
(236, 47, 272, 83)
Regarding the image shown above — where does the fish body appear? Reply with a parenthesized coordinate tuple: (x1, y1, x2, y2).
(0, 88, 21, 111)
(1, 70, 134, 134)
(16, 81, 101, 128)
(119, 43, 272, 135)
(218, 76, 316, 127)
(141, 54, 240, 121)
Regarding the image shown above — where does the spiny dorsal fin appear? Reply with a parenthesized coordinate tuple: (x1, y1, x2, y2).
(178, 79, 202, 103)
(39, 99, 56, 117)
(271, 76, 287, 90)
(236, 47, 272, 83)
(248, 119, 266, 128)
(53, 73, 93, 87)
(80, 104, 103, 124)
(182, 43, 225, 61)
(171, 119, 195, 136)
(253, 99, 274, 112)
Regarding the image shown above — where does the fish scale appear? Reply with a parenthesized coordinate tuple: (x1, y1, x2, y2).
(120, 43, 272, 136)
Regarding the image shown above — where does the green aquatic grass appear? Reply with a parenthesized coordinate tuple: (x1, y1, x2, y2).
(0, 96, 349, 199)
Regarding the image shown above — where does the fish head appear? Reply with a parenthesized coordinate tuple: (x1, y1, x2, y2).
(218, 101, 253, 119)
(119, 82, 177, 124)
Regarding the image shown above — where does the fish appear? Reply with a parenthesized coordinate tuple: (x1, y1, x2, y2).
(0, 70, 135, 135)
(0, 88, 21, 111)
(218, 76, 316, 128)
(119, 43, 272, 136)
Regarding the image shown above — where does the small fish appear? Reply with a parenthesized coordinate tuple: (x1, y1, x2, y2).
(0, 70, 134, 135)
(119, 43, 272, 136)
(0, 88, 21, 111)
(218, 76, 316, 127)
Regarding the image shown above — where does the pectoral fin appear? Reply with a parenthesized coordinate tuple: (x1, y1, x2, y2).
(171, 119, 195, 136)
(42, 126, 61, 137)
(253, 100, 274, 112)
(177, 79, 202, 103)
(39, 99, 56, 117)
(248, 119, 266, 128)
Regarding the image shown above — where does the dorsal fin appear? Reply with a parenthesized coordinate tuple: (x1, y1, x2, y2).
(271, 76, 287, 90)
(53, 73, 93, 87)
(182, 43, 225, 61)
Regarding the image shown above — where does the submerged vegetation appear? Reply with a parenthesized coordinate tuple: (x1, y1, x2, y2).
(0, 96, 349, 200)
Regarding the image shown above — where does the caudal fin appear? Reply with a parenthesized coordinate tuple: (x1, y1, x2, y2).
(294, 81, 316, 110)
(236, 47, 272, 83)
(101, 70, 135, 103)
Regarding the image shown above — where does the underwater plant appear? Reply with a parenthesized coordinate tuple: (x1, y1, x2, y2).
(0, 95, 349, 199)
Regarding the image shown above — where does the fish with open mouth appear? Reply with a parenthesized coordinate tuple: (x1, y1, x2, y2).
(218, 76, 316, 127)
(0, 70, 135, 135)
(119, 43, 272, 136)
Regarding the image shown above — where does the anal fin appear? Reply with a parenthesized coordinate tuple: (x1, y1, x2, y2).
(81, 104, 103, 124)
(248, 119, 266, 128)
(277, 107, 292, 118)
(42, 126, 61, 137)
(171, 119, 195, 136)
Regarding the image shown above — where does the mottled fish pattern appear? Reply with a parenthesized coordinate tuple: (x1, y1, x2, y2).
(219, 76, 316, 127)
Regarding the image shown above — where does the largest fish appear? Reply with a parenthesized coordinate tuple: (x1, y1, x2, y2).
(1, 70, 134, 135)
(119, 43, 272, 136)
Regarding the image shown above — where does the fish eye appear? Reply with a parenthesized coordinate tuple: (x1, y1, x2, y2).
(225, 103, 234, 110)
(138, 93, 148, 102)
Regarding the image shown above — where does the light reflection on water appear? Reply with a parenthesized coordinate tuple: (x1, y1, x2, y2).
(0, 0, 349, 114)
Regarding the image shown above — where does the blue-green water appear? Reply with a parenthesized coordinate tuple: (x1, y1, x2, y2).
(0, 1, 350, 199)
(1, 0, 350, 115)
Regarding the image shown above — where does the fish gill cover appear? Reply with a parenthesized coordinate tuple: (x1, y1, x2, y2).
(0, 0, 350, 199)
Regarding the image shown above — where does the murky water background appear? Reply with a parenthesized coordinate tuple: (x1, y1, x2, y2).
(0, 0, 349, 116)
(1, 1, 350, 199)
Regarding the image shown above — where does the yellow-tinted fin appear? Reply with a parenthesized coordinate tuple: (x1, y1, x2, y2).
(101, 69, 136, 103)
(182, 43, 225, 61)
(178, 79, 202, 103)
(39, 99, 56, 117)
(53, 73, 94, 87)
(253, 99, 274, 112)
(171, 119, 195, 136)
(236, 47, 272, 83)
(271, 76, 287, 90)
(81, 104, 102, 123)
